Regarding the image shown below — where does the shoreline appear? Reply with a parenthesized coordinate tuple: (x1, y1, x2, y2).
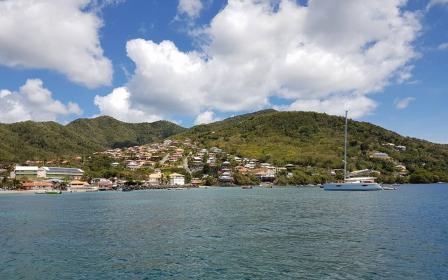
(0, 190, 37, 195)
(1, 183, 445, 195)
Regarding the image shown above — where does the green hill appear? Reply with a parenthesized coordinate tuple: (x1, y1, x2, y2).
(174, 110, 448, 181)
(1, 110, 448, 182)
(0, 116, 185, 162)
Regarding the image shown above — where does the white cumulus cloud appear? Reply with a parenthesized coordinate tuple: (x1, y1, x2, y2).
(395, 97, 415, 109)
(94, 87, 162, 122)
(0, 0, 113, 88)
(96, 0, 421, 122)
(194, 110, 220, 125)
(0, 79, 83, 123)
(177, 0, 203, 18)
(427, 0, 448, 10)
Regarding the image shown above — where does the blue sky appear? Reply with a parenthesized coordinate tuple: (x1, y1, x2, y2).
(0, 0, 447, 143)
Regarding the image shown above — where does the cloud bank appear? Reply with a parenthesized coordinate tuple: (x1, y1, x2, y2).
(0, 79, 82, 123)
(96, 0, 421, 122)
(0, 0, 112, 88)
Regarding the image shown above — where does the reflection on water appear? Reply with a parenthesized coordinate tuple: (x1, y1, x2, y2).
(1, 185, 447, 279)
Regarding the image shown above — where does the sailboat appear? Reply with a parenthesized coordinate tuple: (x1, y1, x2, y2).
(323, 111, 382, 191)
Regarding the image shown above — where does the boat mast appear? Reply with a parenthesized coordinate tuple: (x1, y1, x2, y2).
(344, 110, 348, 181)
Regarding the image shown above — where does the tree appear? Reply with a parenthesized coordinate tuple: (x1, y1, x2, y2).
(204, 176, 217, 186)
(409, 170, 434, 184)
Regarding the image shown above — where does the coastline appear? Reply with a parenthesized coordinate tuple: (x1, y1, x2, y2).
(0, 190, 37, 195)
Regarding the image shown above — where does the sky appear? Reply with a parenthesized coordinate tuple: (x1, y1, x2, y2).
(0, 0, 447, 143)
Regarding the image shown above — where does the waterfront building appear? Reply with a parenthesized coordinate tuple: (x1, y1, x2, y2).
(218, 170, 233, 183)
(91, 178, 113, 190)
(10, 166, 39, 179)
(148, 172, 163, 186)
(190, 178, 203, 186)
(68, 180, 97, 192)
(37, 167, 84, 179)
(21, 181, 54, 190)
(169, 173, 185, 185)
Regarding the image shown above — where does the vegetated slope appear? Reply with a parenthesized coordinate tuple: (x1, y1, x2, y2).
(174, 109, 448, 178)
(0, 116, 186, 162)
(66, 116, 186, 148)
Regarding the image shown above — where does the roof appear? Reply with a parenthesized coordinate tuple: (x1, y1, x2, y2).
(70, 180, 89, 185)
(22, 181, 53, 187)
(169, 173, 185, 178)
(98, 180, 113, 186)
(149, 173, 162, 179)
(15, 166, 39, 171)
(42, 167, 83, 173)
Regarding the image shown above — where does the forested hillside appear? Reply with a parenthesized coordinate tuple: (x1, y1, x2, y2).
(0, 116, 185, 162)
(2, 110, 448, 182)
(174, 110, 448, 181)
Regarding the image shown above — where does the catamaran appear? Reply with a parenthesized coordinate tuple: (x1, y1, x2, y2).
(323, 111, 382, 191)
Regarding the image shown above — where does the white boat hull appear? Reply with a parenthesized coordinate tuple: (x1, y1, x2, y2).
(323, 182, 382, 191)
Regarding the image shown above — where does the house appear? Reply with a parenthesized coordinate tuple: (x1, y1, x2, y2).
(148, 172, 163, 186)
(91, 178, 113, 190)
(126, 161, 140, 170)
(190, 178, 203, 186)
(218, 170, 233, 183)
(244, 163, 256, 169)
(11, 166, 39, 179)
(254, 168, 276, 182)
(210, 147, 222, 153)
(370, 152, 390, 160)
(396, 145, 407, 151)
(37, 167, 84, 179)
(349, 169, 376, 177)
(21, 181, 54, 190)
(169, 173, 185, 185)
(285, 164, 295, 170)
(235, 166, 250, 174)
(68, 180, 97, 192)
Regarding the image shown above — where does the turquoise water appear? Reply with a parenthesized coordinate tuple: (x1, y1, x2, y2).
(1, 185, 447, 279)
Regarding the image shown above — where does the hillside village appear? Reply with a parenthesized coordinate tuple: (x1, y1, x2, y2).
(0, 135, 419, 192)
(2, 110, 448, 191)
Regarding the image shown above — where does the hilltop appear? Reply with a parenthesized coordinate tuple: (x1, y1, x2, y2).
(0, 116, 185, 162)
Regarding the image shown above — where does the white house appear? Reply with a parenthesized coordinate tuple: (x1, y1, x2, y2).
(169, 173, 185, 186)
(126, 161, 140, 170)
(370, 152, 390, 160)
(148, 172, 163, 186)
(68, 180, 97, 192)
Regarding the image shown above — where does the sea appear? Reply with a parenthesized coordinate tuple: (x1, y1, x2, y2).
(0, 184, 447, 280)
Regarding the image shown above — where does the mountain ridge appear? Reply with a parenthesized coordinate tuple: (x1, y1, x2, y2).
(173, 110, 448, 181)
(1, 111, 447, 183)
(0, 116, 186, 162)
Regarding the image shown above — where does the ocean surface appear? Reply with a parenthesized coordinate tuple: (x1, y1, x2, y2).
(1, 184, 447, 280)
